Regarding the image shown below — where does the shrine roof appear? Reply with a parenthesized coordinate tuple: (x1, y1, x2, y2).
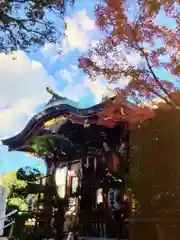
(2, 87, 151, 154)
(1, 90, 118, 152)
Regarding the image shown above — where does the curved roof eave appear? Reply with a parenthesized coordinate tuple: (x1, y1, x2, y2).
(2, 98, 116, 149)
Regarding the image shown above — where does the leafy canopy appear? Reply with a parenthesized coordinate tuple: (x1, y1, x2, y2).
(2, 170, 28, 211)
(29, 134, 74, 158)
(0, 0, 74, 52)
(78, 0, 180, 122)
(2, 167, 42, 211)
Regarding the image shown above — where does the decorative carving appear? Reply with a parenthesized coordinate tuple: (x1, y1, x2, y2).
(46, 87, 66, 106)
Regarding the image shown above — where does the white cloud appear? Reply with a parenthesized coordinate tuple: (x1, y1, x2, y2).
(57, 69, 125, 105)
(59, 69, 74, 83)
(41, 9, 96, 62)
(70, 65, 78, 70)
(62, 83, 89, 102)
(56, 69, 111, 104)
(0, 50, 105, 140)
(83, 76, 109, 103)
(58, 68, 78, 84)
(41, 43, 61, 63)
(0, 51, 57, 139)
(62, 9, 96, 54)
(57, 66, 113, 104)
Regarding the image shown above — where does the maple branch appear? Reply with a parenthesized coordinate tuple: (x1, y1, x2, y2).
(130, 19, 180, 109)
(143, 83, 172, 104)
(137, 45, 180, 109)
(128, 75, 172, 106)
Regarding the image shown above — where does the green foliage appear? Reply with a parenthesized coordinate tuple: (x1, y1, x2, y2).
(3, 170, 27, 190)
(0, 0, 75, 52)
(2, 170, 28, 211)
(16, 166, 41, 182)
(30, 134, 56, 156)
(29, 134, 74, 158)
(2, 167, 43, 211)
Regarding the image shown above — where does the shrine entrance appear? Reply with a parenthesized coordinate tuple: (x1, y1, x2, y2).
(2, 88, 132, 239)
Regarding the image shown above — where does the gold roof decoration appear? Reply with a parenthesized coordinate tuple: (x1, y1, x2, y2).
(84, 119, 90, 128)
(43, 116, 67, 127)
(44, 118, 57, 127)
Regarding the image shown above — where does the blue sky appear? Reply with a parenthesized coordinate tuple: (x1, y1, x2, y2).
(0, 0, 105, 174)
(0, 1, 177, 174)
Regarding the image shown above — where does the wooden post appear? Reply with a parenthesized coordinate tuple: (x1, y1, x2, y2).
(79, 156, 97, 236)
(42, 158, 55, 235)
(124, 123, 130, 174)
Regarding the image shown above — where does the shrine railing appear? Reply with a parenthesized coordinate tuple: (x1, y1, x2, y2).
(81, 217, 125, 239)
(81, 217, 180, 240)
(0, 209, 17, 235)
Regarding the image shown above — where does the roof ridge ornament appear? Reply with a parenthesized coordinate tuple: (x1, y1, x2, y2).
(46, 87, 67, 105)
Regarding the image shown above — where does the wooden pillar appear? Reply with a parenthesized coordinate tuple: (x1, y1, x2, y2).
(54, 199, 66, 240)
(124, 123, 130, 174)
(42, 158, 55, 234)
(102, 147, 125, 239)
(79, 156, 97, 236)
